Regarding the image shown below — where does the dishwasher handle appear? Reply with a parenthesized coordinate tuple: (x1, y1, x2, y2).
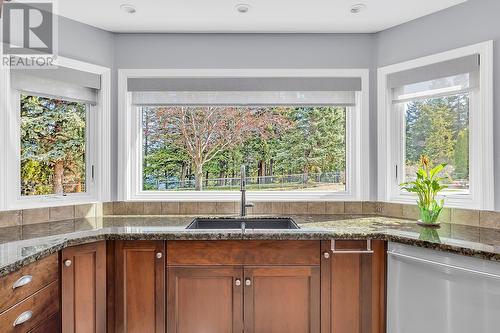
(388, 250, 500, 280)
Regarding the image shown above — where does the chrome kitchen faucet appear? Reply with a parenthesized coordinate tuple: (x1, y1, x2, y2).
(240, 165, 254, 217)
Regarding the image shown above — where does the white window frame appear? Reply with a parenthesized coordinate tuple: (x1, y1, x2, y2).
(0, 56, 112, 210)
(377, 41, 494, 210)
(118, 68, 370, 202)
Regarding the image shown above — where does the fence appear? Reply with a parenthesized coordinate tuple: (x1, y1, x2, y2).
(21, 181, 86, 196)
(146, 172, 345, 191)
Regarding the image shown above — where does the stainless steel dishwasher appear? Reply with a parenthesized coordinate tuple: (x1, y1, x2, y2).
(387, 242, 500, 333)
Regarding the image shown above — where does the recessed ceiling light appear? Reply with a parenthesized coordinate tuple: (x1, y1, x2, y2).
(235, 4, 251, 13)
(120, 4, 136, 14)
(350, 3, 366, 14)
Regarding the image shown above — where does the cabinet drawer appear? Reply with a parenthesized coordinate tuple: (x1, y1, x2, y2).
(28, 313, 60, 333)
(167, 240, 320, 266)
(330, 239, 373, 252)
(0, 254, 58, 313)
(0, 281, 59, 333)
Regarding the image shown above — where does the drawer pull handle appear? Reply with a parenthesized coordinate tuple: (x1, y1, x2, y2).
(12, 275, 33, 289)
(156, 252, 162, 259)
(330, 239, 374, 254)
(245, 278, 252, 286)
(235, 279, 241, 286)
(13, 310, 33, 327)
(64, 260, 72, 267)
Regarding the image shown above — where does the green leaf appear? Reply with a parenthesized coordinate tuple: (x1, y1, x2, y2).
(429, 163, 446, 179)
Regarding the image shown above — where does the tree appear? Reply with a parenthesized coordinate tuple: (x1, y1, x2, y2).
(21, 159, 52, 195)
(154, 106, 290, 190)
(141, 106, 349, 191)
(454, 129, 469, 179)
(421, 101, 455, 164)
(404, 92, 470, 185)
(143, 146, 187, 190)
(20, 95, 86, 195)
(273, 107, 346, 180)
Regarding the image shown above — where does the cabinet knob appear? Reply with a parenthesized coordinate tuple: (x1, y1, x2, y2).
(235, 279, 241, 286)
(323, 251, 330, 259)
(64, 260, 72, 267)
(245, 278, 252, 286)
(156, 252, 162, 259)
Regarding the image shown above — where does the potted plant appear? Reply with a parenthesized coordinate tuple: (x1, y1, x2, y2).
(400, 155, 447, 227)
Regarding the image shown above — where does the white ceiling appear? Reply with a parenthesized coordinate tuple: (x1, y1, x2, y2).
(57, 0, 467, 33)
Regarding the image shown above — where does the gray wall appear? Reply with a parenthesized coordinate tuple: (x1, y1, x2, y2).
(58, 17, 114, 67)
(114, 34, 375, 69)
(376, 0, 500, 209)
(57, 17, 117, 198)
(51, 0, 499, 208)
(114, 33, 379, 199)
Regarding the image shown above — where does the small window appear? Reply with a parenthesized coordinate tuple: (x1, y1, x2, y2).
(1, 57, 111, 210)
(20, 94, 87, 196)
(378, 42, 494, 209)
(141, 105, 347, 192)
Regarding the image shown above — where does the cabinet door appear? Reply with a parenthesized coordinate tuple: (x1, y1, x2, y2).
(115, 241, 165, 333)
(321, 240, 386, 333)
(61, 241, 106, 333)
(167, 266, 243, 333)
(243, 266, 320, 333)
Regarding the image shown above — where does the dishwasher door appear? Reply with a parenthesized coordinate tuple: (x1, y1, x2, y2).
(387, 242, 500, 333)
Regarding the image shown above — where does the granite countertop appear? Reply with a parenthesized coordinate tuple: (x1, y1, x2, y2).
(1, 214, 500, 277)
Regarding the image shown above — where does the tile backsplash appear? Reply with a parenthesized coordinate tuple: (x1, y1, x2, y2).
(0, 203, 102, 227)
(102, 201, 500, 230)
(105, 201, 365, 216)
(1, 201, 500, 231)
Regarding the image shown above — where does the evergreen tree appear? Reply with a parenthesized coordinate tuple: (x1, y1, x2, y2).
(454, 129, 469, 179)
(20, 95, 86, 195)
(404, 92, 469, 183)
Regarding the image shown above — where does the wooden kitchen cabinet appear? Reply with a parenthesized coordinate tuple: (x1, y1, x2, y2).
(115, 240, 165, 333)
(167, 241, 321, 333)
(321, 240, 386, 333)
(61, 241, 107, 333)
(167, 264, 320, 333)
(243, 266, 320, 333)
(167, 266, 243, 333)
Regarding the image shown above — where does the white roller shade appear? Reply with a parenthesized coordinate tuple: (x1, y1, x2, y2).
(127, 77, 362, 92)
(388, 54, 479, 89)
(131, 91, 357, 106)
(11, 66, 101, 104)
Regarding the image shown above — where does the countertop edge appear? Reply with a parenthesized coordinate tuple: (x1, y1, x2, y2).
(2, 231, 500, 278)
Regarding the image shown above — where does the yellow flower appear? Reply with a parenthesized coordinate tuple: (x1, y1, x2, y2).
(420, 155, 430, 169)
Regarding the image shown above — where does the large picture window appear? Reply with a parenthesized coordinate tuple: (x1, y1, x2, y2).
(141, 105, 346, 192)
(120, 69, 370, 201)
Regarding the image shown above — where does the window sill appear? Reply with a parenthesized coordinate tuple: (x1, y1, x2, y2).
(128, 190, 360, 202)
(388, 192, 481, 210)
(6, 194, 99, 210)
